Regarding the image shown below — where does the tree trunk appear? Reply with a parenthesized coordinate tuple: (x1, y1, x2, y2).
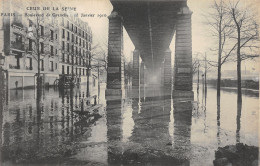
(237, 29, 242, 104)
(197, 64, 200, 93)
(217, 29, 222, 106)
(87, 56, 91, 97)
(36, 31, 41, 100)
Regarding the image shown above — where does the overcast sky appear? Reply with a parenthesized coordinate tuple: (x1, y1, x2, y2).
(65, 0, 259, 73)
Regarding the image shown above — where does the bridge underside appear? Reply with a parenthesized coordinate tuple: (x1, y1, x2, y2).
(106, 0, 193, 98)
(111, 0, 186, 69)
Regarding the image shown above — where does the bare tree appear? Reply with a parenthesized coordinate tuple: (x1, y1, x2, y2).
(227, 0, 259, 103)
(26, 12, 59, 98)
(205, 0, 236, 103)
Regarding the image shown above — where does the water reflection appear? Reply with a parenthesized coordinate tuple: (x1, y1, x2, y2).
(0, 83, 258, 166)
(1, 86, 101, 165)
(236, 102, 242, 143)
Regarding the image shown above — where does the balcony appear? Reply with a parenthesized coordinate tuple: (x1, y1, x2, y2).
(9, 64, 20, 69)
(11, 41, 25, 51)
(26, 66, 33, 70)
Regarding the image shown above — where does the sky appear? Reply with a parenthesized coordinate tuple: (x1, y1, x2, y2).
(63, 0, 259, 74)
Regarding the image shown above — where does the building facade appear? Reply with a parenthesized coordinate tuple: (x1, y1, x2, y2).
(0, 0, 94, 89)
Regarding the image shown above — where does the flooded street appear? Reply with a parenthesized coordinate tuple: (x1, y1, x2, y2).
(1, 84, 258, 166)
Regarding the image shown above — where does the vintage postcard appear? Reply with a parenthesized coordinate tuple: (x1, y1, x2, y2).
(0, 0, 259, 165)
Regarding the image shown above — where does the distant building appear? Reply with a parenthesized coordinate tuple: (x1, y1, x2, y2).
(0, 0, 95, 89)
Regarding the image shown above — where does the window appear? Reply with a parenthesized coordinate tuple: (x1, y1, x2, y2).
(62, 53, 65, 62)
(13, 12, 23, 27)
(56, 63, 57, 69)
(76, 67, 78, 75)
(67, 20, 69, 29)
(62, 65, 64, 74)
(83, 40, 85, 47)
(67, 66, 70, 75)
(67, 31, 70, 41)
(40, 42, 44, 53)
(50, 45, 54, 56)
(49, 61, 54, 71)
(26, 57, 32, 70)
(79, 38, 81, 46)
(67, 54, 70, 63)
(67, 43, 69, 52)
(28, 38, 33, 51)
(93, 78, 96, 87)
(56, 49, 57, 55)
(83, 68, 85, 75)
(40, 25, 44, 36)
(56, 33, 58, 40)
(83, 31, 85, 37)
(16, 34, 22, 43)
(50, 30, 54, 40)
(72, 34, 74, 42)
(71, 45, 74, 53)
(62, 41, 65, 50)
(76, 36, 78, 44)
(76, 47, 78, 54)
(40, 59, 44, 71)
(62, 29, 65, 38)
(75, 26, 77, 33)
(71, 24, 73, 31)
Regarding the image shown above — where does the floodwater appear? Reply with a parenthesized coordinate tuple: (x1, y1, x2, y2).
(0, 83, 259, 166)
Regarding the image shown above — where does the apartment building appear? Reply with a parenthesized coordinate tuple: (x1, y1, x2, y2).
(0, 0, 94, 89)
(59, 16, 93, 85)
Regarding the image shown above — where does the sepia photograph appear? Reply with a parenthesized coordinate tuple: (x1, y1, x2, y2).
(0, 0, 259, 165)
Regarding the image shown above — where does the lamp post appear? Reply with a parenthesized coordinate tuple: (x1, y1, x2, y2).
(0, 53, 7, 89)
(0, 53, 7, 109)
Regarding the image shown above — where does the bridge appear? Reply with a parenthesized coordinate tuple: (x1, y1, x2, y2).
(106, 0, 193, 99)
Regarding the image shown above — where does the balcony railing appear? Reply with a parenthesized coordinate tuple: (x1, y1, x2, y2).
(11, 41, 25, 51)
(9, 64, 20, 69)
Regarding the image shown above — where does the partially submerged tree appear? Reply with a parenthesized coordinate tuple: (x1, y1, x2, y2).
(227, 0, 259, 103)
(26, 12, 59, 98)
(205, 0, 236, 104)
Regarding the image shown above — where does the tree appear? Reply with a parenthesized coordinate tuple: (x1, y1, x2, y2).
(27, 13, 59, 99)
(227, 0, 259, 103)
(205, 0, 236, 104)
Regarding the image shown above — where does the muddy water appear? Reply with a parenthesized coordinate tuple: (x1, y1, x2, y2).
(1, 83, 258, 166)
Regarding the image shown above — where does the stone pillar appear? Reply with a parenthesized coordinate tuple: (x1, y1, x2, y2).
(106, 11, 124, 96)
(164, 49, 172, 88)
(132, 50, 140, 88)
(161, 61, 164, 86)
(173, 7, 193, 99)
(140, 61, 145, 86)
